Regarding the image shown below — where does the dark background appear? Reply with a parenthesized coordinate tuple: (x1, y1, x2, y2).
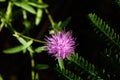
(0, 0, 120, 80)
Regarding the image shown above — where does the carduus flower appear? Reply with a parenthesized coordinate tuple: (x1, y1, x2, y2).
(45, 30, 75, 59)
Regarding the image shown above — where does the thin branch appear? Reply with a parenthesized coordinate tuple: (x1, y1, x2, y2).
(15, 31, 47, 44)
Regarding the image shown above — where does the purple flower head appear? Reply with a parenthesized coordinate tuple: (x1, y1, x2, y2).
(45, 30, 75, 59)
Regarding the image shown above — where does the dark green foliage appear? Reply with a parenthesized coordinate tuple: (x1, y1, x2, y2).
(56, 53, 111, 80)
(67, 53, 102, 80)
(52, 17, 71, 31)
(35, 64, 49, 70)
(56, 64, 83, 80)
(87, 13, 120, 79)
(88, 13, 120, 63)
(116, 0, 120, 7)
(88, 13, 120, 49)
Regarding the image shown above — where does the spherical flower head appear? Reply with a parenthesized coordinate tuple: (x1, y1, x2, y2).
(45, 30, 75, 59)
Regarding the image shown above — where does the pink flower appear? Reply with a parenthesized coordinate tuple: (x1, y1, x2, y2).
(45, 30, 75, 59)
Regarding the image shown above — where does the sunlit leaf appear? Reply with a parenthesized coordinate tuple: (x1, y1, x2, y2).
(58, 57, 64, 70)
(13, 34, 34, 53)
(3, 40, 33, 54)
(3, 45, 25, 54)
(35, 73, 39, 80)
(35, 46, 45, 53)
(27, 46, 34, 53)
(0, 0, 5, 2)
(35, 8, 43, 26)
(35, 64, 49, 70)
(0, 74, 3, 80)
(49, 29, 55, 34)
(13, 2, 36, 14)
(13, 34, 26, 45)
(0, 22, 4, 32)
(27, 1, 48, 8)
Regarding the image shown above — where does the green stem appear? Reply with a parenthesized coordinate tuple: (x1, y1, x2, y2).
(15, 31, 47, 44)
(30, 52, 35, 80)
(40, 0, 55, 27)
(44, 7, 60, 32)
(44, 9, 54, 26)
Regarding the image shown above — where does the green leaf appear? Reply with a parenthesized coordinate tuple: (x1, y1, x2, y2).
(0, 74, 3, 80)
(3, 40, 33, 54)
(27, 1, 48, 8)
(35, 8, 43, 26)
(0, 0, 5, 2)
(35, 46, 45, 53)
(52, 21, 62, 30)
(3, 45, 26, 54)
(35, 72, 39, 80)
(58, 57, 64, 70)
(49, 29, 55, 34)
(60, 17, 71, 28)
(23, 20, 31, 34)
(13, 35, 34, 53)
(52, 17, 71, 30)
(35, 64, 49, 70)
(13, 2, 36, 14)
(14, 35, 26, 45)
(28, 46, 34, 52)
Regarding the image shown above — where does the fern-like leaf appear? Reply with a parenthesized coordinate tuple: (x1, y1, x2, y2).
(88, 13, 120, 49)
(56, 64, 83, 80)
(67, 53, 103, 80)
(88, 13, 120, 79)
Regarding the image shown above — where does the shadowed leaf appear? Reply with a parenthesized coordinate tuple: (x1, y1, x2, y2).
(35, 64, 49, 70)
